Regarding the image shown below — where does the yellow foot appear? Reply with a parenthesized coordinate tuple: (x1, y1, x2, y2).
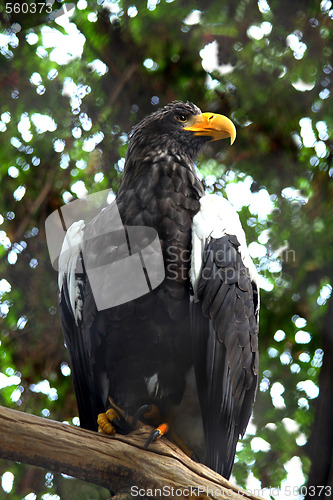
(97, 408, 120, 435)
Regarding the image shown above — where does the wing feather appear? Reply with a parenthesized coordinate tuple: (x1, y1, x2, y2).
(58, 224, 105, 431)
(59, 265, 104, 431)
(190, 194, 259, 479)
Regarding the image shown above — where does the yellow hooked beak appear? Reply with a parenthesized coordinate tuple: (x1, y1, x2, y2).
(184, 112, 236, 144)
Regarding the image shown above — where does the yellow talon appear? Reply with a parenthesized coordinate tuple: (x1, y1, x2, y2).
(97, 408, 120, 435)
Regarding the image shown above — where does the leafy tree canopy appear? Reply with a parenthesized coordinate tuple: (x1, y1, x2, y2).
(0, 0, 332, 498)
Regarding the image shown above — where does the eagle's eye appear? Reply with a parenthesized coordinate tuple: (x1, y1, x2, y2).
(174, 113, 188, 123)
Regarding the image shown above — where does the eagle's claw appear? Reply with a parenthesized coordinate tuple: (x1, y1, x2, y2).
(144, 422, 169, 447)
(98, 399, 132, 435)
(97, 408, 119, 435)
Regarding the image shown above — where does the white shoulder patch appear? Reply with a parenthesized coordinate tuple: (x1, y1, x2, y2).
(58, 220, 85, 323)
(190, 194, 258, 296)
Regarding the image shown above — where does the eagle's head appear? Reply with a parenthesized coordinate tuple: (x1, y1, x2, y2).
(126, 101, 236, 165)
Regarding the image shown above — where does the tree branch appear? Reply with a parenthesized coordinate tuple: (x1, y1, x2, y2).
(0, 405, 263, 499)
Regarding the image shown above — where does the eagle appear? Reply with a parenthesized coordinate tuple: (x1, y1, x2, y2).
(58, 101, 259, 479)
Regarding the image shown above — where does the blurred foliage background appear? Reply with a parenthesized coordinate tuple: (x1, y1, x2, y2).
(0, 0, 332, 498)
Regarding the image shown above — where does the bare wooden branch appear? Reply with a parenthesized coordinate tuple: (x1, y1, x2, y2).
(0, 405, 263, 499)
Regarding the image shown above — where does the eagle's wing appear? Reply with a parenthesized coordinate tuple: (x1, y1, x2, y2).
(190, 194, 259, 478)
(58, 220, 104, 431)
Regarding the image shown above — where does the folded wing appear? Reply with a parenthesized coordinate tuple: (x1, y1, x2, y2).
(190, 194, 259, 478)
